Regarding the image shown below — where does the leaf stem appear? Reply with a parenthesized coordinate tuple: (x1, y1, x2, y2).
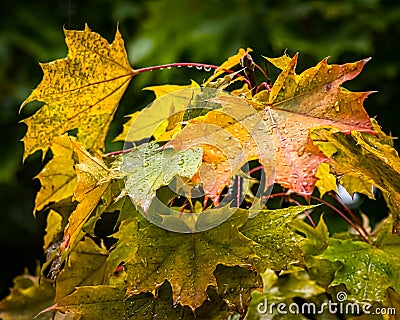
(134, 62, 219, 74)
(103, 147, 134, 157)
(327, 191, 370, 238)
(308, 195, 369, 243)
(289, 197, 316, 228)
(267, 191, 369, 243)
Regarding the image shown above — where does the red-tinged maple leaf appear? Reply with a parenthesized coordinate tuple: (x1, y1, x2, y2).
(167, 53, 375, 202)
(263, 53, 375, 194)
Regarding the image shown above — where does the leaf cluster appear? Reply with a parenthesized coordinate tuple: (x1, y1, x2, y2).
(1, 25, 400, 319)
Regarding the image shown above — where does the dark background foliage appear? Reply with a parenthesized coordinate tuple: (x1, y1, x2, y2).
(1, 0, 399, 299)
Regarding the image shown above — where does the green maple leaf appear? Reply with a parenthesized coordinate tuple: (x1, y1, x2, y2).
(55, 237, 108, 302)
(320, 239, 400, 302)
(294, 216, 400, 303)
(214, 265, 262, 313)
(291, 216, 341, 288)
(245, 268, 324, 320)
(240, 205, 316, 273)
(0, 272, 55, 320)
(113, 141, 203, 212)
(42, 281, 233, 320)
(104, 209, 255, 310)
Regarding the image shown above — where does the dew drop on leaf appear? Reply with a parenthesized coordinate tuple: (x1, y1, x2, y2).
(297, 147, 306, 156)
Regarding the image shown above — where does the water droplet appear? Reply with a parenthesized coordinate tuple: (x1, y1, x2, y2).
(159, 67, 164, 70)
(196, 65, 203, 70)
(142, 162, 149, 167)
(204, 66, 212, 72)
(297, 146, 305, 156)
(350, 288, 359, 295)
(187, 65, 193, 68)
(167, 66, 172, 70)
(178, 159, 184, 165)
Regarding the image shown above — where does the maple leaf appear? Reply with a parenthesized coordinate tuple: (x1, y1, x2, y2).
(264, 53, 374, 193)
(246, 268, 325, 320)
(0, 273, 54, 320)
(62, 141, 113, 253)
(55, 237, 108, 302)
(301, 217, 400, 303)
(115, 81, 200, 143)
(214, 265, 262, 313)
(290, 217, 341, 288)
(320, 237, 400, 302)
(205, 47, 252, 84)
(339, 174, 375, 200)
(20, 24, 134, 159)
(104, 209, 255, 310)
(311, 118, 400, 234)
(314, 163, 337, 196)
(240, 205, 316, 273)
(42, 283, 198, 320)
(113, 141, 203, 213)
(43, 209, 63, 251)
(34, 135, 77, 212)
(166, 92, 275, 204)
(168, 53, 375, 202)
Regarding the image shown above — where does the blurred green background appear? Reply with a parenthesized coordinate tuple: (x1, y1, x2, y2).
(1, 0, 399, 299)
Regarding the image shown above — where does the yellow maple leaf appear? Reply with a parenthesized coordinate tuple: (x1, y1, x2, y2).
(205, 47, 252, 84)
(62, 141, 112, 252)
(115, 81, 200, 143)
(21, 24, 135, 160)
(34, 135, 77, 212)
(315, 163, 337, 196)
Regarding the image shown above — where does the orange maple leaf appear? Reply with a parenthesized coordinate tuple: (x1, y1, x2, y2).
(167, 53, 375, 202)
